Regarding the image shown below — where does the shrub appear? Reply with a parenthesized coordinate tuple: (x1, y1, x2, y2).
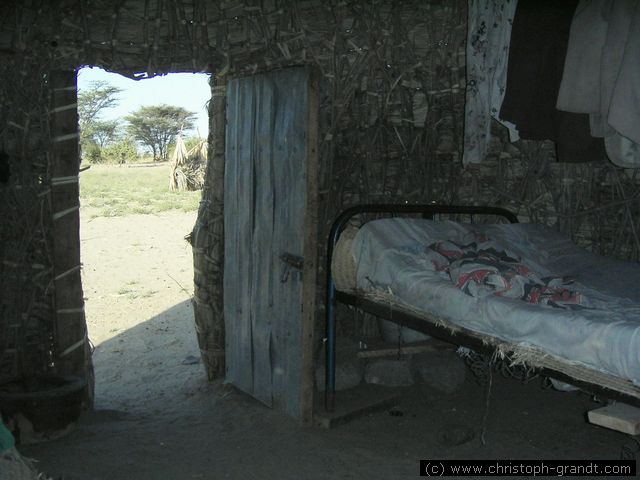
(81, 139, 103, 164)
(101, 138, 140, 164)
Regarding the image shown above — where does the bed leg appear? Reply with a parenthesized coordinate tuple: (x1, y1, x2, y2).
(326, 390, 336, 412)
(325, 280, 337, 412)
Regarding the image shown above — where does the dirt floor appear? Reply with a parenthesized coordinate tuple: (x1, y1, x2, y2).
(76, 209, 202, 415)
(21, 210, 636, 479)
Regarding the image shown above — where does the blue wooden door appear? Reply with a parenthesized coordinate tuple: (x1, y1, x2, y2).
(224, 67, 316, 419)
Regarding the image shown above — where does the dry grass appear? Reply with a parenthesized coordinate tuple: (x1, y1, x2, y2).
(80, 163, 201, 218)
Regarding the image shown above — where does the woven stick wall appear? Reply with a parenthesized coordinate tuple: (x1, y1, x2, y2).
(0, 61, 57, 381)
(1, 0, 638, 381)
(189, 75, 226, 379)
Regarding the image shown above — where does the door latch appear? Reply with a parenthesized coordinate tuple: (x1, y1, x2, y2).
(280, 252, 304, 282)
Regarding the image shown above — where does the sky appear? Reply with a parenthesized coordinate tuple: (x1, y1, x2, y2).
(77, 67, 211, 137)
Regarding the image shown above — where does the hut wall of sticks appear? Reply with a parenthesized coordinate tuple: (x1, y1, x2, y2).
(0, 1, 638, 390)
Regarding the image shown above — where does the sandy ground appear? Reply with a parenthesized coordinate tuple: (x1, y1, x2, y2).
(20, 210, 636, 479)
(79, 209, 203, 414)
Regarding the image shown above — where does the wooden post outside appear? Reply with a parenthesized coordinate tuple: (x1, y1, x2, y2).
(191, 74, 227, 378)
(49, 70, 93, 405)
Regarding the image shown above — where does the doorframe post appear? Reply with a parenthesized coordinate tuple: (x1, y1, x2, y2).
(49, 69, 93, 405)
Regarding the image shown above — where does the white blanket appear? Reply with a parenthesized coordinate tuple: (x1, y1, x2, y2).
(346, 218, 640, 384)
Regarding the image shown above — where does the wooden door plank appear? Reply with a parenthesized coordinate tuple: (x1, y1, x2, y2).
(224, 76, 255, 394)
(237, 77, 257, 395)
(223, 77, 240, 386)
(300, 71, 319, 425)
(269, 68, 308, 417)
(250, 75, 276, 407)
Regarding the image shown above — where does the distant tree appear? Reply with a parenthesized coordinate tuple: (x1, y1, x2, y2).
(78, 80, 122, 134)
(78, 80, 122, 162)
(125, 105, 196, 162)
(92, 119, 120, 148)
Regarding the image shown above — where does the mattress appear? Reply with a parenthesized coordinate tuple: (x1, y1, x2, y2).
(333, 218, 640, 386)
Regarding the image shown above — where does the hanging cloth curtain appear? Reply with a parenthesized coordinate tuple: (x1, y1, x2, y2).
(462, 0, 519, 166)
(556, 0, 640, 168)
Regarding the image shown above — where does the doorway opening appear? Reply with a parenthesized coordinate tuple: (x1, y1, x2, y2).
(77, 67, 211, 414)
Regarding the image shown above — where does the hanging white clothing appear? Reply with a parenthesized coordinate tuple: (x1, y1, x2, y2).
(557, 0, 640, 168)
(463, 0, 519, 166)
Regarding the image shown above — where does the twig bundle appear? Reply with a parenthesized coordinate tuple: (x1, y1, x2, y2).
(169, 137, 207, 191)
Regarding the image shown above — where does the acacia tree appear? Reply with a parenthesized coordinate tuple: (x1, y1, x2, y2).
(78, 80, 122, 162)
(125, 105, 196, 161)
(91, 119, 120, 148)
(78, 80, 122, 134)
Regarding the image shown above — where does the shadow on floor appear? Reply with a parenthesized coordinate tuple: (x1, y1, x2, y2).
(88, 298, 206, 415)
(20, 304, 636, 479)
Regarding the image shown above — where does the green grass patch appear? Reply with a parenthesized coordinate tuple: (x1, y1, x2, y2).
(116, 283, 158, 300)
(80, 163, 201, 218)
(117, 286, 135, 296)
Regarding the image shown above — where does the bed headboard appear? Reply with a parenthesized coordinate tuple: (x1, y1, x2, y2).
(328, 203, 518, 261)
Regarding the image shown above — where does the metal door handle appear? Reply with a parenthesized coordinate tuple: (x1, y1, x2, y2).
(280, 252, 304, 283)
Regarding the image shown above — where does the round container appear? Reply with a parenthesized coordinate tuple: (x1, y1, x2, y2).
(0, 374, 86, 443)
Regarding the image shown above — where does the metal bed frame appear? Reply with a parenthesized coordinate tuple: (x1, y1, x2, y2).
(324, 204, 640, 412)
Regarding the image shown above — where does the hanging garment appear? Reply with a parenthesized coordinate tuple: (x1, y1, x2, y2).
(557, 0, 640, 167)
(499, 0, 605, 163)
(555, 1, 609, 117)
(463, 0, 519, 166)
(608, 4, 640, 146)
